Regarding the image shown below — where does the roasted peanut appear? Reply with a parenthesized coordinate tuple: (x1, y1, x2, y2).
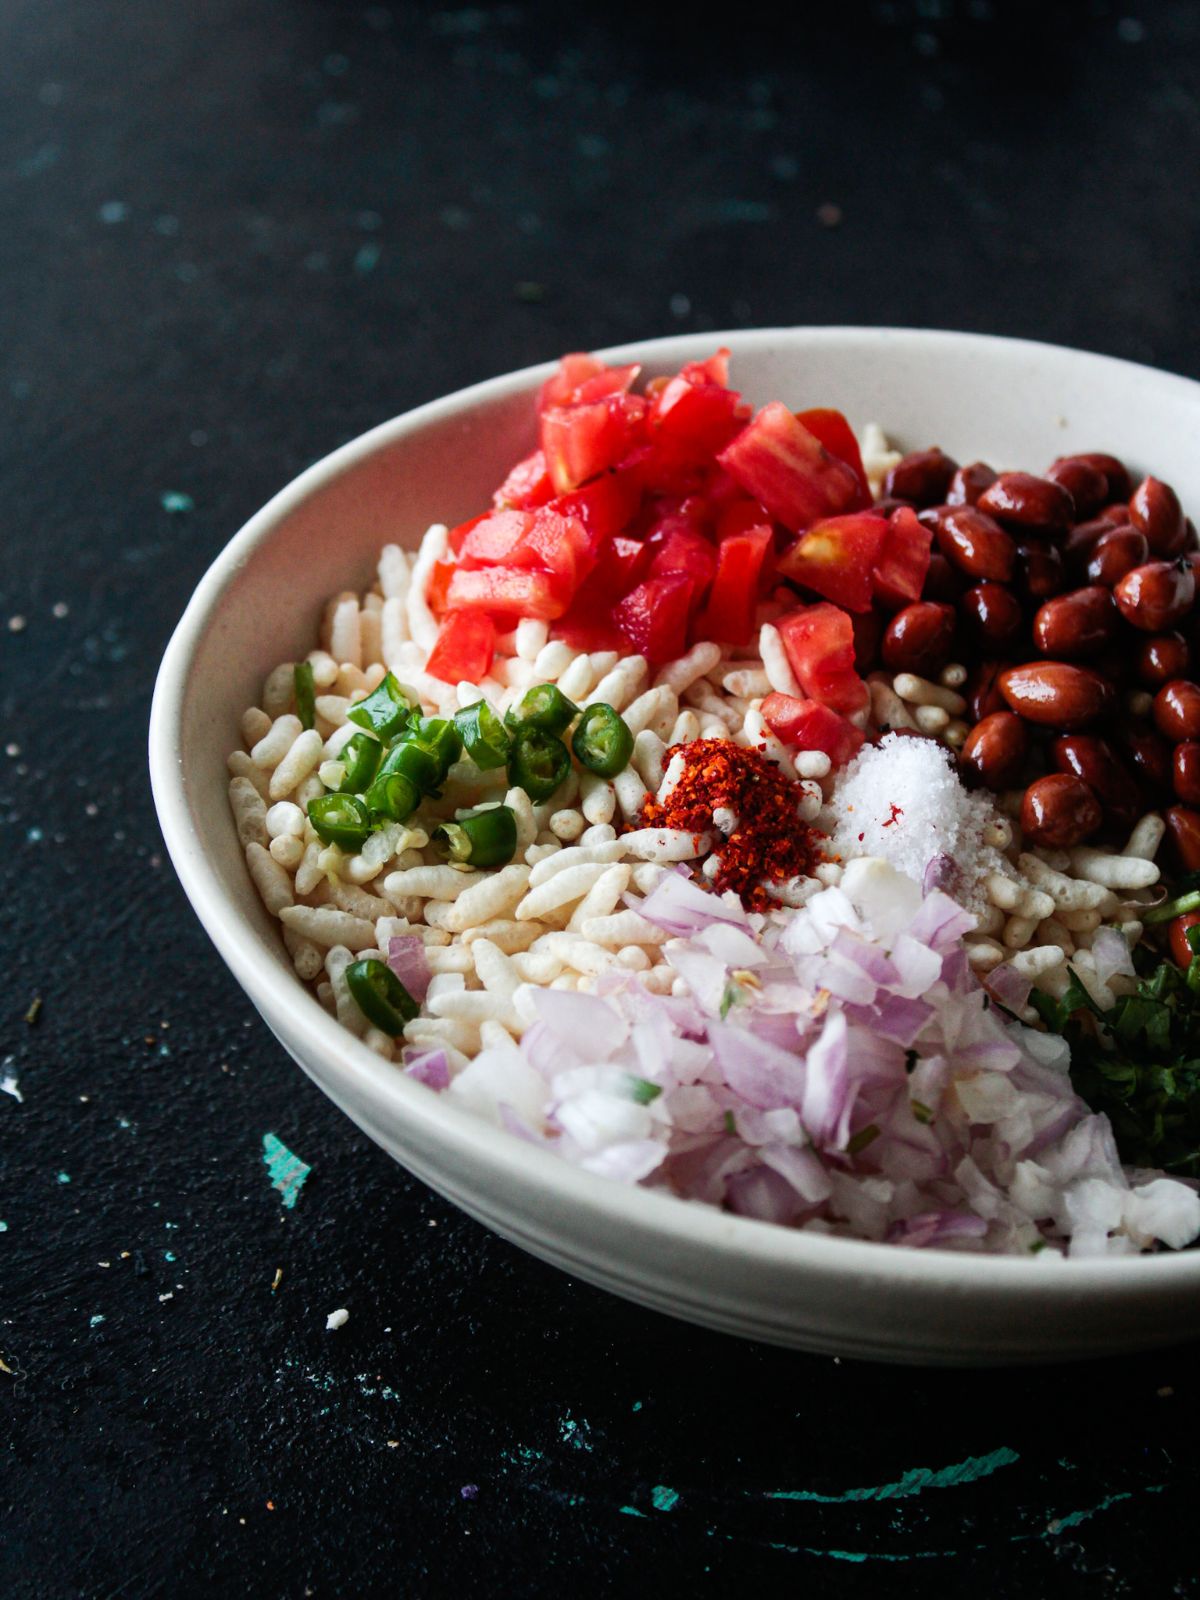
(1153, 679, 1200, 742)
(960, 711, 1027, 789)
(1015, 540, 1066, 599)
(1136, 632, 1191, 688)
(1174, 742, 1200, 806)
(945, 461, 998, 507)
(977, 472, 1074, 535)
(962, 582, 1024, 651)
(1121, 726, 1175, 796)
(1164, 805, 1200, 872)
(1032, 586, 1117, 658)
(881, 601, 957, 676)
(1101, 502, 1133, 526)
(884, 448, 958, 508)
(1085, 527, 1148, 587)
(852, 608, 881, 672)
(935, 507, 1016, 583)
(1052, 734, 1141, 829)
(1046, 457, 1108, 520)
(1113, 560, 1196, 632)
(923, 551, 966, 602)
(1129, 476, 1187, 558)
(997, 662, 1114, 730)
(968, 659, 1009, 722)
(1020, 774, 1102, 849)
(1071, 452, 1132, 503)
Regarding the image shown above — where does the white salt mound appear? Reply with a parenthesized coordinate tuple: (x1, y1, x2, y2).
(828, 734, 1003, 913)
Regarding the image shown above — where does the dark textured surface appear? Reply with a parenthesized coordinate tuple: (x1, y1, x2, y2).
(4, 2, 1200, 1594)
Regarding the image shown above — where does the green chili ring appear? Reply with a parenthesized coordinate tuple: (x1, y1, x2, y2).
(572, 702, 634, 777)
(345, 957, 418, 1035)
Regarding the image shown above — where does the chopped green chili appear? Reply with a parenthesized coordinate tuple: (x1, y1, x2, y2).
(365, 770, 420, 823)
(307, 792, 371, 851)
(346, 672, 414, 740)
(453, 699, 511, 770)
(1144, 888, 1200, 926)
(345, 957, 418, 1035)
(377, 736, 442, 796)
(293, 661, 316, 730)
(509, 727, 571, 802)
(505, 683, 579, 737)
(572, 702, 633, 777)
(336, 731, 383, 793)
(435, 805, 518, 869)
(415, 717, 463, 783)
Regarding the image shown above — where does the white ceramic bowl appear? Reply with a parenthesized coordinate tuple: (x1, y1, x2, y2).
(150, 327, 1200, 1365)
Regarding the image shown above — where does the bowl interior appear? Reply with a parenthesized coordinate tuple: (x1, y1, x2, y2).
(153, 328, 1200, 1359)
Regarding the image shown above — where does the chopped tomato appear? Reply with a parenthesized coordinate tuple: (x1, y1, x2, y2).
(795, 408, 871, 509)
(493, 449, 555, 511)
(551, 471, 642, 546)
(426, 559, 457, 614)
(538, 354, 640, 412)
(445, 566, 566, 621)
(718, 402, 862, 532)
(647, 525, 718, 609)
(695, 524, 772, 644)
(873, 505, 933, 611)
(776, 512, 889, 613)
(776, 603, 869, 716)
(761, 694, 865, 767)
(613, 572, 693, 664)
(457, 509, 533, 567)
(448, 511, 489, 556)
(425, 611, 495, 684)
(541, 392, 646, 493)
(651, 375, 742, 453)
(680, 348, 731, 388)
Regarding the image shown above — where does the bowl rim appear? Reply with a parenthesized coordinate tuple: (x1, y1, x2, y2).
(149, 324, 1200, 1296)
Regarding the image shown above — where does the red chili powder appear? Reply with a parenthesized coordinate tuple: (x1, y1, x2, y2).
(639, 739, 823, 913)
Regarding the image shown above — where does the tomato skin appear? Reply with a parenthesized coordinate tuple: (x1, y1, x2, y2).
(613, 572, 693, 664)
(874, 505, 933, 611)
(493, 449, 555, 511)
(538, 354, 640, 412)
(647, 525, 718, 610)
(761, 693, 866, 767)
(457, 509, 534, 567)
(445, 566, 567, 621)
(680, 348, 731, 388)
(795, 408, 871, 509)
(541, 392, 646, 493)
(650, 375, 742, 454)
(776, 603, 869, 715)
(550, 471, 642, 547)
(695, 524, 773, 645)
(776, 512, 889, 613)
(425, 610, 496, 684)
(718, 402, 862, 532)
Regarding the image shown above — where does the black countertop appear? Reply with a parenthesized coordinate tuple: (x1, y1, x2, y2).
(5, 3, 1200, 1594)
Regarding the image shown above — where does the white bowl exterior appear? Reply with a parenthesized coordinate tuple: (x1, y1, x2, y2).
(151, 328, 1200, 1363)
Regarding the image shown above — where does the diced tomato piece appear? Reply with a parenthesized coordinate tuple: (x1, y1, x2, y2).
(776, 512, 889, 613)
(795, 408, 871, 510)
(550, 470, 642, 547)
(517, 508, 592, 594)
(539, 354, 640, 412)
(648, 526, 718, 610)
(541, 392, 646, 493)
(448, 511, 489, 555)
(493, 449, 555, 511)
(458, 509, 533, 567)
(651, 376, 742, 453)
(680, 348, 731, 388)
(776, 603, 869, 716)
(695, 524, 772, 645)
(718, 402, 862, 532)
(445, 566, 566, 621)
(761, 694, 865, 768)
(874, 505, 933, 612)
(613, 573, 693, 664)
(425, 611, 496, 684)
(426, 559, 457, 614)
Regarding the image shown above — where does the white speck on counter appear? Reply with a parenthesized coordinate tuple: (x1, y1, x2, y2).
(326, 1307, 349, 1331)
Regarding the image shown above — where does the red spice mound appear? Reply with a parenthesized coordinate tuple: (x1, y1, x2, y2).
(639, 739, 823, 912)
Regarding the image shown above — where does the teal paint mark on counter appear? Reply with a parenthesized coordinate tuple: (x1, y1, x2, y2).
(262, 1133, 311, 1209)
(651, 1486, 680, 1512)
(762, 1446, 1019, 1505)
